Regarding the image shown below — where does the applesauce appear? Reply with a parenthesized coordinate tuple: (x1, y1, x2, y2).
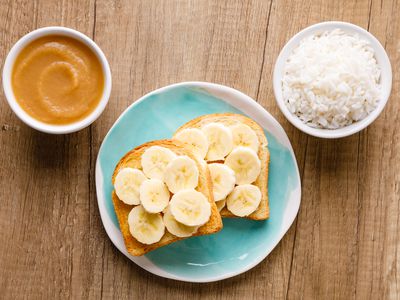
(12, 35, 104, 125)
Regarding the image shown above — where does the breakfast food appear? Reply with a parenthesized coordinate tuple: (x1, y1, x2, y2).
(114, 168, 146, 205)
(169, 189, 211, 226)
(12, 35, 104, 125)
(282, 29, 381, 129)
(112, 140, 222, 256)
(202, 123, 234, 160)
(173, 113, 270, 220)
(226, 184, 262, 217)
(208, 163, 235, 201)
(164, 156, 199, 193)
(174, 128, 209, 159)
(225, 147, 261, 185)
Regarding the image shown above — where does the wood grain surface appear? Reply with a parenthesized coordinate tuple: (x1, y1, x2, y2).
(0, 0, 399, 299)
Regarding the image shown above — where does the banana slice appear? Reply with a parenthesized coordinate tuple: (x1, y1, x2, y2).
(163, 207, 199, 237)
(226, 184, 261, 217)
(114, 168, 147, 205)
(139, 178, 170, 213)
(141, 146, 177, 180)
(202, 123, 233, 161)
(128, 205, 165, 244)
(216, 198, 226, 212)
(225, 146, 261, 185)
(231, 123, 260, 153)
(169, 189, 211, 226)
(174, 128, 209, 159)
(164, 156, 199, 194)
(208, 163, 236, 201)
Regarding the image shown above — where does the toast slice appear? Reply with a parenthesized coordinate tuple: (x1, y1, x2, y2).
(112, 140, 223, 256)
(173, 113, 270, 220)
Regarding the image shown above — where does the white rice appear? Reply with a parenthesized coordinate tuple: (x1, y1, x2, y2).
(282, 29, 381, 129)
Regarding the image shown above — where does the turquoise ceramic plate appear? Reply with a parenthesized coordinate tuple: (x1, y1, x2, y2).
(95, 82, 301, 282)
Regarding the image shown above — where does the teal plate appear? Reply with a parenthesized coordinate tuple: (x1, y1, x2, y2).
(95, 82, 301, 282)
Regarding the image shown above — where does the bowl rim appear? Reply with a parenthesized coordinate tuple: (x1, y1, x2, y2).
(273, 21, 392, 139)
(2, 26, 112, 134)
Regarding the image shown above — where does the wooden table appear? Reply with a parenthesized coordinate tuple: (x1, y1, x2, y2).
(1, 0, 399, 299)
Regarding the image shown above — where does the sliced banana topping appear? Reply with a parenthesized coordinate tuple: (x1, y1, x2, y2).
(226, 184, 261, 217)
(174, 128, 209, 159)
(114, 168, 147, 205)
(231, 123, 260, 153)
(202, 123, 233, 161)
(208, 163, 236, 201)
(225, 146, 261, 185)
(163, 207, 199, 237)
(169, 189, 211, 226)
(164, 156, 199, 194)
(139, 178, 170, 213)
(128, 205, 165, 244)
(216, 198, 226, 212)
(141, 146, 177, 180)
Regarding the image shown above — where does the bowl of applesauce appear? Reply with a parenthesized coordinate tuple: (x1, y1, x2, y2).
(2, 26, 112, 134)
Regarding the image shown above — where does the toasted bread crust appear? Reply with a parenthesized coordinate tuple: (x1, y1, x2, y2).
(174, 113, 270, 220)
(112, 139, 223, 256)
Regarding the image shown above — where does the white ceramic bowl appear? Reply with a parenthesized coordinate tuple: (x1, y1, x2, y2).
(273, 21, 392, 139)
(2, 26, 112, 134)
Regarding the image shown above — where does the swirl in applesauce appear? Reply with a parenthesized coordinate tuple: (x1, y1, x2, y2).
(12, 35, 104, 125)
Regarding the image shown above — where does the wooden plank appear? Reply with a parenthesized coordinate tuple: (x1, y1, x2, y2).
(91, 0, 276, 299)
(354, 0, 400, 298)
(255, 0, 375, 299)
(0, 0, 96, 298)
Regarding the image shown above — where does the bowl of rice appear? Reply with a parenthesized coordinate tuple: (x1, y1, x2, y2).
(273, 21, 392, 138)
